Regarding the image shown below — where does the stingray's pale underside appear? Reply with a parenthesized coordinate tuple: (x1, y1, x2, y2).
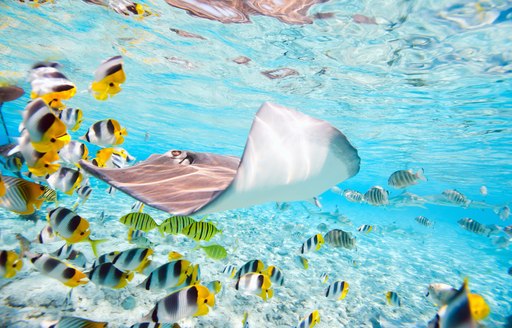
(80, 102, 360, 215)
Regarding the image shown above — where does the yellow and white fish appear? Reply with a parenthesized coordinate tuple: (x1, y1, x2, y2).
(325, 281, 349, 300)
(357, 224, 374, 233)
(143, 285, 215, 322)
(386, 291, 401, 306)
(0, 250, 23, 278)
(139, 260, 194, 291)
(265, 265, 284, 286)
(14, 132, 60, 176)
(33, 225, 59, 244)
(88, 262, 134, 289)
(166, 251, 183, 262)
(90, 56, 126, 100)
(297, 310, 320, 328)
(206, 280, 222, 294)
(222, 264, 237, 278)
(92, 147, 134, 168)
(81, 119, 127, 147)
(428, 279, 490, 327)
(58, 141, 89, 165)
(47, 207, 102, 256)
(110, 0, 153, 17)
(131, 201, 144, 213)
(300, 234, 324, 254)
(234, 259, 265, 279)
(111, 247, 153, 273)
(295, 255, 309, 270)
(57, 107, 83, 132)
(29, 253, 88, 287)
(30, 72, 76, 110)
(235, 272, 274, 301)
(320, 272, 329, 284)
(426, 283, 457, 306)
(0, 176, 46, 215)
(46, 166, 83, 195)
(92, 251, 120, 268)
(22, 98, 70, 152)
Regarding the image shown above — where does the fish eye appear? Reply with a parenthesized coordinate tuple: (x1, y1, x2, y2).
(80, 232, 85, 236)
(109, 82, 114, 87)
(171, 150, 182, 157)
(51, 138, 56, 143)
(44, 164, 49, 167)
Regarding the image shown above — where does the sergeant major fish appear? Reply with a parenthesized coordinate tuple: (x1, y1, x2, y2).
(388, 169, 426, 189)
(324, 229, 356, 249)
(364, 186, 389, 206)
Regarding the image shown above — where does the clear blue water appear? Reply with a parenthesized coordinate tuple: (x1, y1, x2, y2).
(0, 0, 511, 327)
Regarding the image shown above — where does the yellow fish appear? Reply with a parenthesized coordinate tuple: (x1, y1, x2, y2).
(144, 285, 215, 322)
(30, 253, 88, 287)
(120, 212, 158, 232)
(47, 207, 103, 256)
(297, 310, 321, 328)
(0, 176, 46, 215)
(168, 251, 184, 260)
(182, 220, 222, 242)
(81, 119, 127, 147)
(88, 262, 134, 289)
(0, 174, 5, 197)
(0, 250, 23, 278)
(91, 56, 126, 100)
(22, 99, 70, 153)
(197, 244, 227, 260)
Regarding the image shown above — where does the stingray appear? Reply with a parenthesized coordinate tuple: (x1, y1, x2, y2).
(80, 102, 360, 215)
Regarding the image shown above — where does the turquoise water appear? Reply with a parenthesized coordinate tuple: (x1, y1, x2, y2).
(0, 0, 511, 327)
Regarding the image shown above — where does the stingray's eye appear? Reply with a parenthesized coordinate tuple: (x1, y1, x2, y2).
(171, 150, 182, 157)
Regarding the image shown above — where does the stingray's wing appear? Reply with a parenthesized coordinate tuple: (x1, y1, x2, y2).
(0, 86, 24, 102)
(195, 102, 360, 214)
(81, 102, 360, 215)
(80, 151, 240, 215)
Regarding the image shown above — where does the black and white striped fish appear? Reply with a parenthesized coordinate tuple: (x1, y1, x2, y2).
(342, 189, 364, 203)
(364, 186, 389, 206)
(111, 247, 153, 273)
(357, 224, 374, 233)
(415, 216, 434, 227)
(33, 225, 59, 244)
(46, 166, 83, 195)
(143, 285, 215, 322)
(76, 185, 92, 203)
(265, 265, 284, 286)
(29, 253, 88, 287)
(324, 229, 356, 249)
(235, 273, 274, 301)
(234, 259, 265, 279)
(138, 260, 194, 291)
(386, 291, 401, 306)
(325, 280, 349, 300)
(442, 189, 471, 207)
(22, 98, 70, 153)
(457, 218, 489, 235)
(57, 107, 83, 132)
(88, 262, 134, 289)
(58, 140, 88, 165)
(296, 310, 320, 328)
(388, 169, 427, 189)
(81, 119, 127, 147)
(300, 234, 324, 254)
